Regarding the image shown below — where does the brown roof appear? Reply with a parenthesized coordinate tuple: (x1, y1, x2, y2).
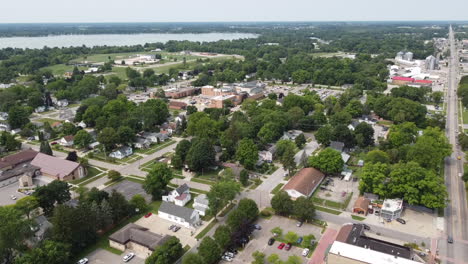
(0, 149, 38, 170)
(353, 196, 370, 211)
(31, 153, 81, 179)
(282, 168, 325, 197)
(169, 101, 187, 109)
(63, 135, 74, 142)
(109, 223, 171, 250)
(335, 223, 353, 243)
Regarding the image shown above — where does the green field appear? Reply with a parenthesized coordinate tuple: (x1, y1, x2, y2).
(42, 64, 87, 76)
(70, 51, 200, 64)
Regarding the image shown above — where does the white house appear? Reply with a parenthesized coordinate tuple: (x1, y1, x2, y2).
(78, 121, 87, 128)
(109, 146, 133, 159)
(162, 183, 191, 206)
(134, 137, 151, 149)
(158, 202, 200, 229)
(258, 150, 273, 163)
(193, 194, 209, 216)
(59, 135, 74, 147)
(141, 132, 159, 144)
(10, 128, 21, 135)
(0, 123, 11, 132)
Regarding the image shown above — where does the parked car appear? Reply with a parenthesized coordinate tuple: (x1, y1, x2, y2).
(278, 243, 285, 249)
(77, 258, 88, 264)
(169, 225, 176, 230)
(224, 252, 235, 258)
(285, 243, 292, 251)
(296, 221, 303, 227)
(123, 253, 135, 262)
(268, 238, 275, 246)
(51, 142, 57, 145)
(253, 224, 262, 230)
(302, 248, 310, 257)
(396, 218, 406, 224)
(10, 195, 17, 200)
(144, 212, 152, 218)
(173, 226, 181, 232)
(296, 237, 303, 244)
(222, 255, 233, 262)
(448, 236, 454, 244)
(363, 224, 370, 230)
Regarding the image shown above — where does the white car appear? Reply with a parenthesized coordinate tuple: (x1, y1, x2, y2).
(222, 255, 233, 262)
(10, 195, 17, 200)
(302, 248, 310, 257)
(123, 253, 135, 262)
(77, 258, 88, 264)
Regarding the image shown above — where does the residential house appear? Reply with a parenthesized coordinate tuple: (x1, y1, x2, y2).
(282, 168, 325, 199)
(156, 132, 169, 142)
(258, 150, 273, 164)
(281, 130, 303, 141)
(78, 121, 87, 128)
(353, 196, 371, 215)
(134, 137, 151, 149)
(10, 128, 21, 135)
(32, 215, 53, 242)
(88, 142, 100, 149)
(162, 183, 191, 206)
(141, 132, 159, 144)
(109, 146, 133, 160)
(0, 123, 11, 132)
(51, 122, 63, 129)
(109, 223, 171, 258)
(158, 202, 201, 229)
(0, 112, 9, 121)
(341, 152, 350, 164)
(193, 194, 209, 216)
(31, 153, 86, 181)
(330, 141, 345, 152)
(59, 135, 74, 147)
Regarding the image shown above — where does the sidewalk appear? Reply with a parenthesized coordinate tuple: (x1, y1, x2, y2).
(308, 228, 338, 264)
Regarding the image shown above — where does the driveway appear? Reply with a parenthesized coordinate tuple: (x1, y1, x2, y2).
(232, 216, 322, 264)
(86, 248, 144, 264)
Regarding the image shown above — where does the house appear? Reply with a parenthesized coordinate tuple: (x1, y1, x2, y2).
(55, 99, 69, 107)
(31, 153, 86, 181)
(193, 194, 209, 216)
(282, 168, 325, 199)
(0, 123, 11, 132)
(134, 137, 151, 149)
(77, 121, 87, 128)
(109, 223, 171, 258)
(10, 128, 21, 135)
(341, 167, 352, 181)
(158, 202, 201, 229)
(353, 196, 371, 215)
(162, 183, 191, 206)
(258, 150, 273, 164)
(0, 112, 8, 121)
(156, 132, 169, 142)
(281, 130, 303, 140)
(341, 152, 350, 164)
(59, 135, 74, 147)
(141, 132, 159, 144)
(32, 215, 53, 242)
(109, 146, 133, 160)
(51, 122, 63, 129)
(380, 199, 403, 220)
(357, 160, 364, 167)
(88, 142, 100, 149)
(330, 141, 345, 152)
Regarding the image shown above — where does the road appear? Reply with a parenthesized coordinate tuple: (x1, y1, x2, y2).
(440, 25, 468, 264)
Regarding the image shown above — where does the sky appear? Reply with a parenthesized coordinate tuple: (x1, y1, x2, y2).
(1, 0, 468, 23)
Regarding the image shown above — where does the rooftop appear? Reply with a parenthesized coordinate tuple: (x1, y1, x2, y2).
(109, 223, 170, 250)
(158, 202, 198, 225)
(31, 153, 81, 179)
(0, 149, 38, 170)
(282, 168, 325, 196)
(382, 199, 403, 212)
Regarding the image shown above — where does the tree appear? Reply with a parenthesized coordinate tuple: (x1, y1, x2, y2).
(252, 251, 266, 264)
(66, 151, 78, 162)
(117, 126, 135, 145)
(295, 133, 306, 149)
(271, 191, 293, 216)
(73, 130, 93, 148)
(0, 207, 34, 264)
(130, 194, 148, 212)
(14, 195, 39, 219)
(315, 125, 333, 146)
(214, 225, 232, 249)
(354, 122, 374, 148)
(207, 181, 241, 217)
(8, 106, 30, 129)
(182, 253, 204, 264)
(186, 138, 216, 172)
(358, 162, 390, 197)
(432, 91, 444, 104)
(34, 180, 71, 216)
(15, 240, 71, 264)
(285, 255, 302, 264)
(280, 147, 296, 174)
(97, 127, 118, 151)
(267, 254, 281, 264)
(108, 170, 122, 182)
(39, 138, 53, 156)
(284, 231, 299, 244)
(240, 169, 249, 186)
(0, 132, 21, 151)
(236, 138, 258, 170)
(198, 237, 221, 264)
(365, 150, 390, 164)
(144, 163, 173, 200)
(175, 139, 192, 161)
(227, 199, 259, 229)
(108, 190, 134, 222)
(186, 105, 198, 115)
(271, 227, 283, 237)
(293, 196, 315, 222)
(61, 122, 77, 136)
(308, 148, 344, 174)
(407, 127, 451, 171)
(145, 236, 184, 264)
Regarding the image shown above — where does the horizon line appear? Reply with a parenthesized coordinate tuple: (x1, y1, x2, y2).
(0, 20, 468, 24)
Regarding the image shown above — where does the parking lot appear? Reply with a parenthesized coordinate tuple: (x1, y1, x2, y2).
(86, 248, 144, 264)
(226, 216, 322, 264)
(0, 176, 52, 206)
(315, 176, 358, 205)
(104, 180, 152, 202)
(135, 214, 198, 249)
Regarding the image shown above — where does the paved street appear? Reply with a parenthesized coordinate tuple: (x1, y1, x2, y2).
(440, 26, 468, 263)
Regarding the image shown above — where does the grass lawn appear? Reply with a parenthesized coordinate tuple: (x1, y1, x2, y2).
(195, 220, 217, 239)
(315, 206, 342, 215)
(191, 177, 216, 185)
(69, 167, 102, 185)
(351, 215, 366, 221)
(270, 183, 285, 195)
(219, 202, 236, 217)
(195, 167, 223, 181)
(135, 140, 176, 155)
(463, 107, 468, 124)
(35, 118, 61, 124)
(41, 64, 87, 76)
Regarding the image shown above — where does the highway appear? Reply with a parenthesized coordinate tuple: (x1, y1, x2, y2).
(440, 25, 468, 264)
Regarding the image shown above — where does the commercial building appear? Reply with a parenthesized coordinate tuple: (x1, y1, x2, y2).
(391, 76, 432, 87)
(282, 168, 325, 199)
(380, 198, 403, 220)
(0, 150, 40, 188)
(165, 87, 200, 99)
(425, 55, 438, 70)
(353, 196, 371, 215)
(158, 201, 201, 228)
(109, 223, 171, 258)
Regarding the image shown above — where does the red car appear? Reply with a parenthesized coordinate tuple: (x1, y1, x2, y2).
(277, 243, 285, 249)
(285, 243, 292, 251)
(144, 212, 152, 218)
(51, 142, 58, 145)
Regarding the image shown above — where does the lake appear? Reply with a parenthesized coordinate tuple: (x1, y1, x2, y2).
(0, 32, 258, 49)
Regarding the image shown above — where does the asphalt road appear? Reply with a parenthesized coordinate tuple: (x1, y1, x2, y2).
(440, 26, 468, 264)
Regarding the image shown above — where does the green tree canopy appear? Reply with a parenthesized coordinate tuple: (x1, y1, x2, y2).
(143, 163, 173, 200)
(308, 148, 344, 174)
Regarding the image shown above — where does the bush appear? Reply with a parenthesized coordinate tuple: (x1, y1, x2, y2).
(260, 207, 274, 218)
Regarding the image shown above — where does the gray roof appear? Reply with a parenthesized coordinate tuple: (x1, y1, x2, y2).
(175, 183, 189, 196)
(330, 141, 345, 152)
(109, 223, 170, 250)
(34, 215, 52, 238)
(194, 194, 209, 206)
(158, 202, 197, 225)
